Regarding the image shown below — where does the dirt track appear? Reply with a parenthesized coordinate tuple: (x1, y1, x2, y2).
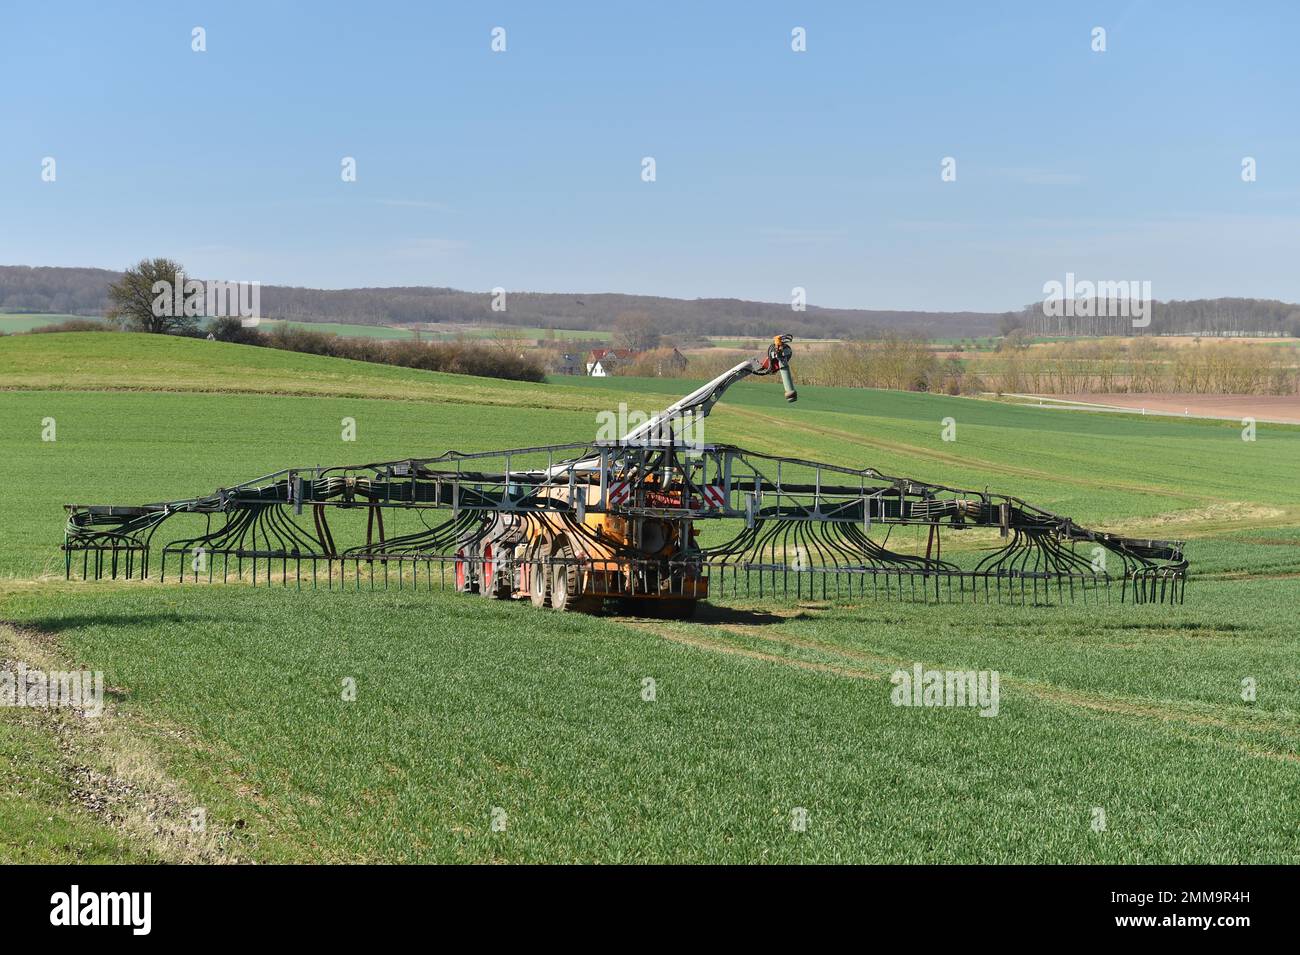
(1043, 393, 1300, 424)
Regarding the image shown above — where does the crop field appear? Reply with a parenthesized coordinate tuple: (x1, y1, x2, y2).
(430, 324, 611, 341)
(0, 314, 609, 343)
(0, 313, 103, 334)
(1, 333, 1298, 863)
(257, 320, 610, 342)
(252, 319, 420, 340)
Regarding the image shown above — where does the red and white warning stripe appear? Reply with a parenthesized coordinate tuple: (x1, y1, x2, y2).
(607, 480, 631, 506)
(700, 485, 726, 509)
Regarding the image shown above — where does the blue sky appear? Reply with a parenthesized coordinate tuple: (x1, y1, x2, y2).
(2, 1, 1297, 311)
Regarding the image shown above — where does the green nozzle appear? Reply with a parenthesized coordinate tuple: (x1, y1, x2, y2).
(779, 366, 797, 402)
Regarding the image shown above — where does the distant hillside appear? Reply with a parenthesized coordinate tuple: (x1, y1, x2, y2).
(0, 265, 1006, 338)
(0, 266, 123, 316)
(3, 264, 1297, 339)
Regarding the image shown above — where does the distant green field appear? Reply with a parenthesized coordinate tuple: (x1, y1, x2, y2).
(451, 325, 611, 341)
(0, 313, 104, 333)
(259, 319, 611, 342)
(0, 313, 609, 343)
(1, 333, 1297, 862)
(707, 336, 842, 349)
(255, 319, 419, 340)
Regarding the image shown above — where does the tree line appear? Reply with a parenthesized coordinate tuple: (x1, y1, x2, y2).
(1010, 298, 1300, 338)
(0, 264, 1011, 338)
(612, 335, 1300, 397)
(973, 339, 1300, 396)
(6, 260, 545, 383)
(6, 261, 1298, 346)
(209, 319, 546, 382)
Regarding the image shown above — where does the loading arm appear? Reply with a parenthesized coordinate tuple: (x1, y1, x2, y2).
(619, 334, 796, 444)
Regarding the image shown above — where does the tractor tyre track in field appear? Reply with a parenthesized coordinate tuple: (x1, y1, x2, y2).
(0, 621, 253, 863)
(621, 610, 1300, 764)
(0, 381, 598, 414)
(728, 406, 1215, 505)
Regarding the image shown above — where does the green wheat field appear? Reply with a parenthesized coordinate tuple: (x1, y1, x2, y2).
(1, 333, 1297, 863)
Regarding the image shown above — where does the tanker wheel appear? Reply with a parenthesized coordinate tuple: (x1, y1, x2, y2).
(478, 543, 509, 599)
(454, 549, 471, 593)
(528, 540, 550, 609)
(550, 541, 599, 613)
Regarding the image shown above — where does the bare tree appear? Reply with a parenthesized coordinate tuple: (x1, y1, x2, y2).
(107, 258, 197, 334)
(613, 311, 660, 352)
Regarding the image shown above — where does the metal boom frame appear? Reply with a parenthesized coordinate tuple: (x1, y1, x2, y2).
(64, 439, 1188, 606)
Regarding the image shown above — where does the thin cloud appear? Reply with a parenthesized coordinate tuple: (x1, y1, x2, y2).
(759, 226, 847, 244)
(377, 199, 449, 211)
(392, 237, 467, 258)
(1001, 167, 1085, 186)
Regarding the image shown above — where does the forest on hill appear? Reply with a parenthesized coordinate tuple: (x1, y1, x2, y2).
(3, 264, 1298, 339)
(0, 265, 1017, 338)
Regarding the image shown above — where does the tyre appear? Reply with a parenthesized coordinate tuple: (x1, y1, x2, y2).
(478, 542, 509, 599)
(454, 548, 472, 593)
(528, 539, 550, 608)
(549, 541, 599, 613)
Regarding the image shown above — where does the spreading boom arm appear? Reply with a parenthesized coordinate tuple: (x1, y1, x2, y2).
(620, 334, 796, 444)
(59, 332, 1188, 609)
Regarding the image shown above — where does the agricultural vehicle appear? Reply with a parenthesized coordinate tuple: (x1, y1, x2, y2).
(63, 335, 1188, 612)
